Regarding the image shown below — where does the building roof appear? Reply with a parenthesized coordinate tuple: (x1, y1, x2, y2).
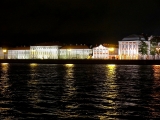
(60, 45, 90, 49)
(92, 44, 107, 49)
(8, 46, 30, 50)
(103, 43, 118, 48)
(34, 42, 62, 46)
(122, 34, 146, 41)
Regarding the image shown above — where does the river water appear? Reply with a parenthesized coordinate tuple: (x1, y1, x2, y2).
(0, 63, 160, 120)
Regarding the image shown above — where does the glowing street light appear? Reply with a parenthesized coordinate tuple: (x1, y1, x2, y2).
(109, 48, 115, 59)
(109, 48, 114, 51)
(68, 49, 71, 51)
(3, 49, 6, 53)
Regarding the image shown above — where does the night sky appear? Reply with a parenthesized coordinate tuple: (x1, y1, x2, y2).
(1, 0, 160, 47)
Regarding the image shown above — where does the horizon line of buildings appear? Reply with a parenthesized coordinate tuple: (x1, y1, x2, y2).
(0, 34, 160, 60)
(0, 43, 118, 60)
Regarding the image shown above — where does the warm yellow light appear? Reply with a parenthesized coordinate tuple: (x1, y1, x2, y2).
(109, 48, 114, 51)
(107, 64, 116, 68)
(3, 49, 7, 53)
(68, 49, 71, 51)
(30, 63, 38, 67)
(65, 64, 74, 67)
(1, 63, 8, 65)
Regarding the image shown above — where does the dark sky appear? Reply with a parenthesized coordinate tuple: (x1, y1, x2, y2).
(1, 0, 160, 46)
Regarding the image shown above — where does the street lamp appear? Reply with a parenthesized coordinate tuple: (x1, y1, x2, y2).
(109, 48, 114, 51)
(3, 49, 7, 59)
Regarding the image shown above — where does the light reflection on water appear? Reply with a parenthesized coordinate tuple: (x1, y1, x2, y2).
(99, 64, 118, 119)
(0, 63, 13, 120)
(150, 65, 160, 118)
(0, 64, 160, 119)
(57, 64, 78, 118)
(0, 63, 10, 94)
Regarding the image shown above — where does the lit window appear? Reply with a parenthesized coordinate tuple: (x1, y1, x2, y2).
(130, 44, 132, 48)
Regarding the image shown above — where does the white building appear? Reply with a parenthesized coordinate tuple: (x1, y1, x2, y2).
(30, 42, 61, 59)
(8, 47, 30, 59)
(59, 44, 92, 59)
(119, 34, 150, 59)
(92, 44, 109, 59)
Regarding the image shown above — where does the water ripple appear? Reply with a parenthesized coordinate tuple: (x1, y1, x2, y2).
(0, 64, 160, 119)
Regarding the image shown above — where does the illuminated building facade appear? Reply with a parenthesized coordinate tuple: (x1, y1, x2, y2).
(59, 45, 92, 59)
(3, 35, 155, 60)
(8, 47, 30, 59)
(119, 34, 150, 59)
(30, 46, 60, 59)
(92, 44, 109, 59)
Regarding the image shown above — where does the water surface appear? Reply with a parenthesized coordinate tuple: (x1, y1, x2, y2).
(0, 63, 160, 119)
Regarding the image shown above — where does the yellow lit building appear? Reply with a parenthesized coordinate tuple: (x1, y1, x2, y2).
(103, 44, 119, 59)
(60, 44, 92, 59)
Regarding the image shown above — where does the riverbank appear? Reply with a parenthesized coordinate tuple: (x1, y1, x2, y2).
(0, 59, 160, 65)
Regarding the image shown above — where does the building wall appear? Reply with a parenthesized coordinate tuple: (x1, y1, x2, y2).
(0, 47, 4, 59)
(30, 46, 59, 59)
(59, 49, 92, 59)
(119, 41, 150, 59)
(92, 45, 109, 59)
(7, 46, 92, 59)
(8, 50, 30, 59)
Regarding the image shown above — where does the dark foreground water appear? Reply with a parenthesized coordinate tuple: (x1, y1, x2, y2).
(0, 63, 160, 120)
